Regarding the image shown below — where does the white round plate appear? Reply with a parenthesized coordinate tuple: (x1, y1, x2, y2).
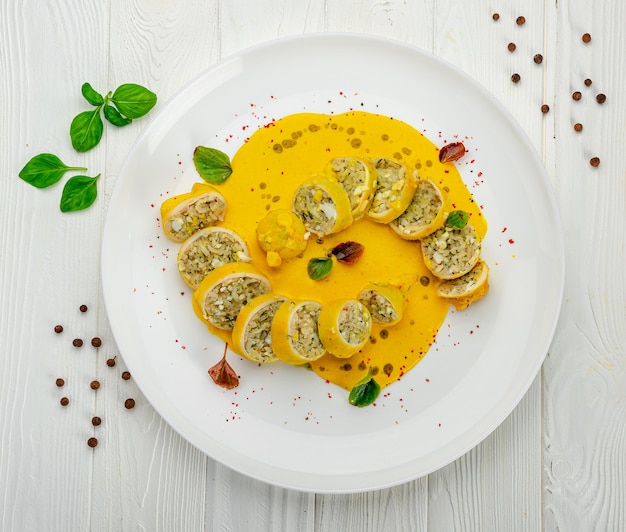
(102, 34, 564, 493)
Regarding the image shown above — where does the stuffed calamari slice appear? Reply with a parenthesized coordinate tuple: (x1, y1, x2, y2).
(436, 260, 490, 310)
(357, 283, 406, 326)
(177, 226, 251, 289)
(389, 178, 445, 240)
(192, 263, 271, 331)
(318, 299, 372, 358)
(270, 299, 326, 365)
(325, 157, 377, 219)
(231, 293, 288, 363)
(292, 175, 353, 236)
(366, 158, 418, 224)
(421, 224, 481, 280)
(161, 182, 226, 242)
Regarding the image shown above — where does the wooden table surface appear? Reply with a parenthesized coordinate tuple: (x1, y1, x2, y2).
(2, 1, 625, 530)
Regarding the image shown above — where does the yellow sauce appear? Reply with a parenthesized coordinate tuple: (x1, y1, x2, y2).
(206, 111, 487, 391)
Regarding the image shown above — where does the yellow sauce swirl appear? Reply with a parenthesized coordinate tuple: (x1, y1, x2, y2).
(205, 111, 487, 391)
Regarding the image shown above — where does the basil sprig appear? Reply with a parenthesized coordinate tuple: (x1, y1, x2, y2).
(81, 82, 104, 106)
(70, 82, 157, 152)
(193, 146, 233, 184)
(19, 154, 87, 188)
(70, 108, 104, 153)
(110, 84, 158, 119)
(60, 174, 100, 212)
(19, 81, 157, 212)
(307, 257, 333, 281)
(348, 371, 381, 407)
(103, 103, 132, 126)
(445, 210, 469, 230)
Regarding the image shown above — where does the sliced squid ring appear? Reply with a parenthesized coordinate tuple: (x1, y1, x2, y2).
(231, 293, 288, 363)
(161, 182, 226, 242)
(366, 158, 418, 224)
(270, 299, 326, 365)
(192, 263, 271, 331)
(436, 260, 490, 310)
(357, 283, 406, 325)
(421, 224, 481, 280)
(292, 175, 353, 236)
(389, 179, 445, 240)
(325, 157, 377, 219)
(177, 226, 251, 289)
(318, 299, 372, 358)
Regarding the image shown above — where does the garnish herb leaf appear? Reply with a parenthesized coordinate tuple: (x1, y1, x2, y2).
(18, 153, 87, 189)
(193, 146, 233, 184)
(348, 372, 381, 407)
(439, 141, 466, 163)
(208, 345, 239, 390)
(307, 257, 333, 281)
(111, 83, 157, 119)
(22, 81, 157, 211)
(446, 210, 469, 230)
(103, 103, 132, 127)
(330, 241, 364, 264)
(70, 108, 104, 152)
(81, 82, 104, 106)
(60, 174, 100, 212)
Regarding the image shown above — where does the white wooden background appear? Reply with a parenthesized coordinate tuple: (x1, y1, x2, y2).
(1, 0, 625, 530)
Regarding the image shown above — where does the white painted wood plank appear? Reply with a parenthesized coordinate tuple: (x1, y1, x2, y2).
(325, 0, 435, 44)
(428, 377, 542, 531)
(220, 0, 326, 56)
(314, 482, 428, 532)
(543, 0, 626, 529)
(205, 461, 315, 532)
(1, 1, 110, 531)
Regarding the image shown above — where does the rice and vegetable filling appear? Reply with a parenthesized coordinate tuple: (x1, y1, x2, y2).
(167, 193, 226, 241)
(359, 290, 399, 323)
(289, 303, 325, 360)
(201, 276, 270, 330)
(292, 175, 352, 236)
(337, 301, 371, 345)
(242, 300, 284, 361)
(421, 224, 481, 279)
(294, 184, 333, 232)
(177, 227, 250, 288)
(369, 158, 405, 215)
(327, 157, 376, 216)
(391, 179, 443, 237)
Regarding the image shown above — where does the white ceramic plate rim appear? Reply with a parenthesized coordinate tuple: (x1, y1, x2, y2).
(102, 33, 565, 493)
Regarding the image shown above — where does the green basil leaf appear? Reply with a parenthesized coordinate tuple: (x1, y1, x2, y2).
(70, 108, 104, 152)
(18, 153, 87, 188)
(111, 83, 157, 119)
(103, 103, 132, 127)
(445, 210, 469, 230)
(81, 82, 104, 106)
(307, 257, 332, 281)
(60, 174, 100, 212)
(193, 146, 233, 184)
(348, 373, 380, 407)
